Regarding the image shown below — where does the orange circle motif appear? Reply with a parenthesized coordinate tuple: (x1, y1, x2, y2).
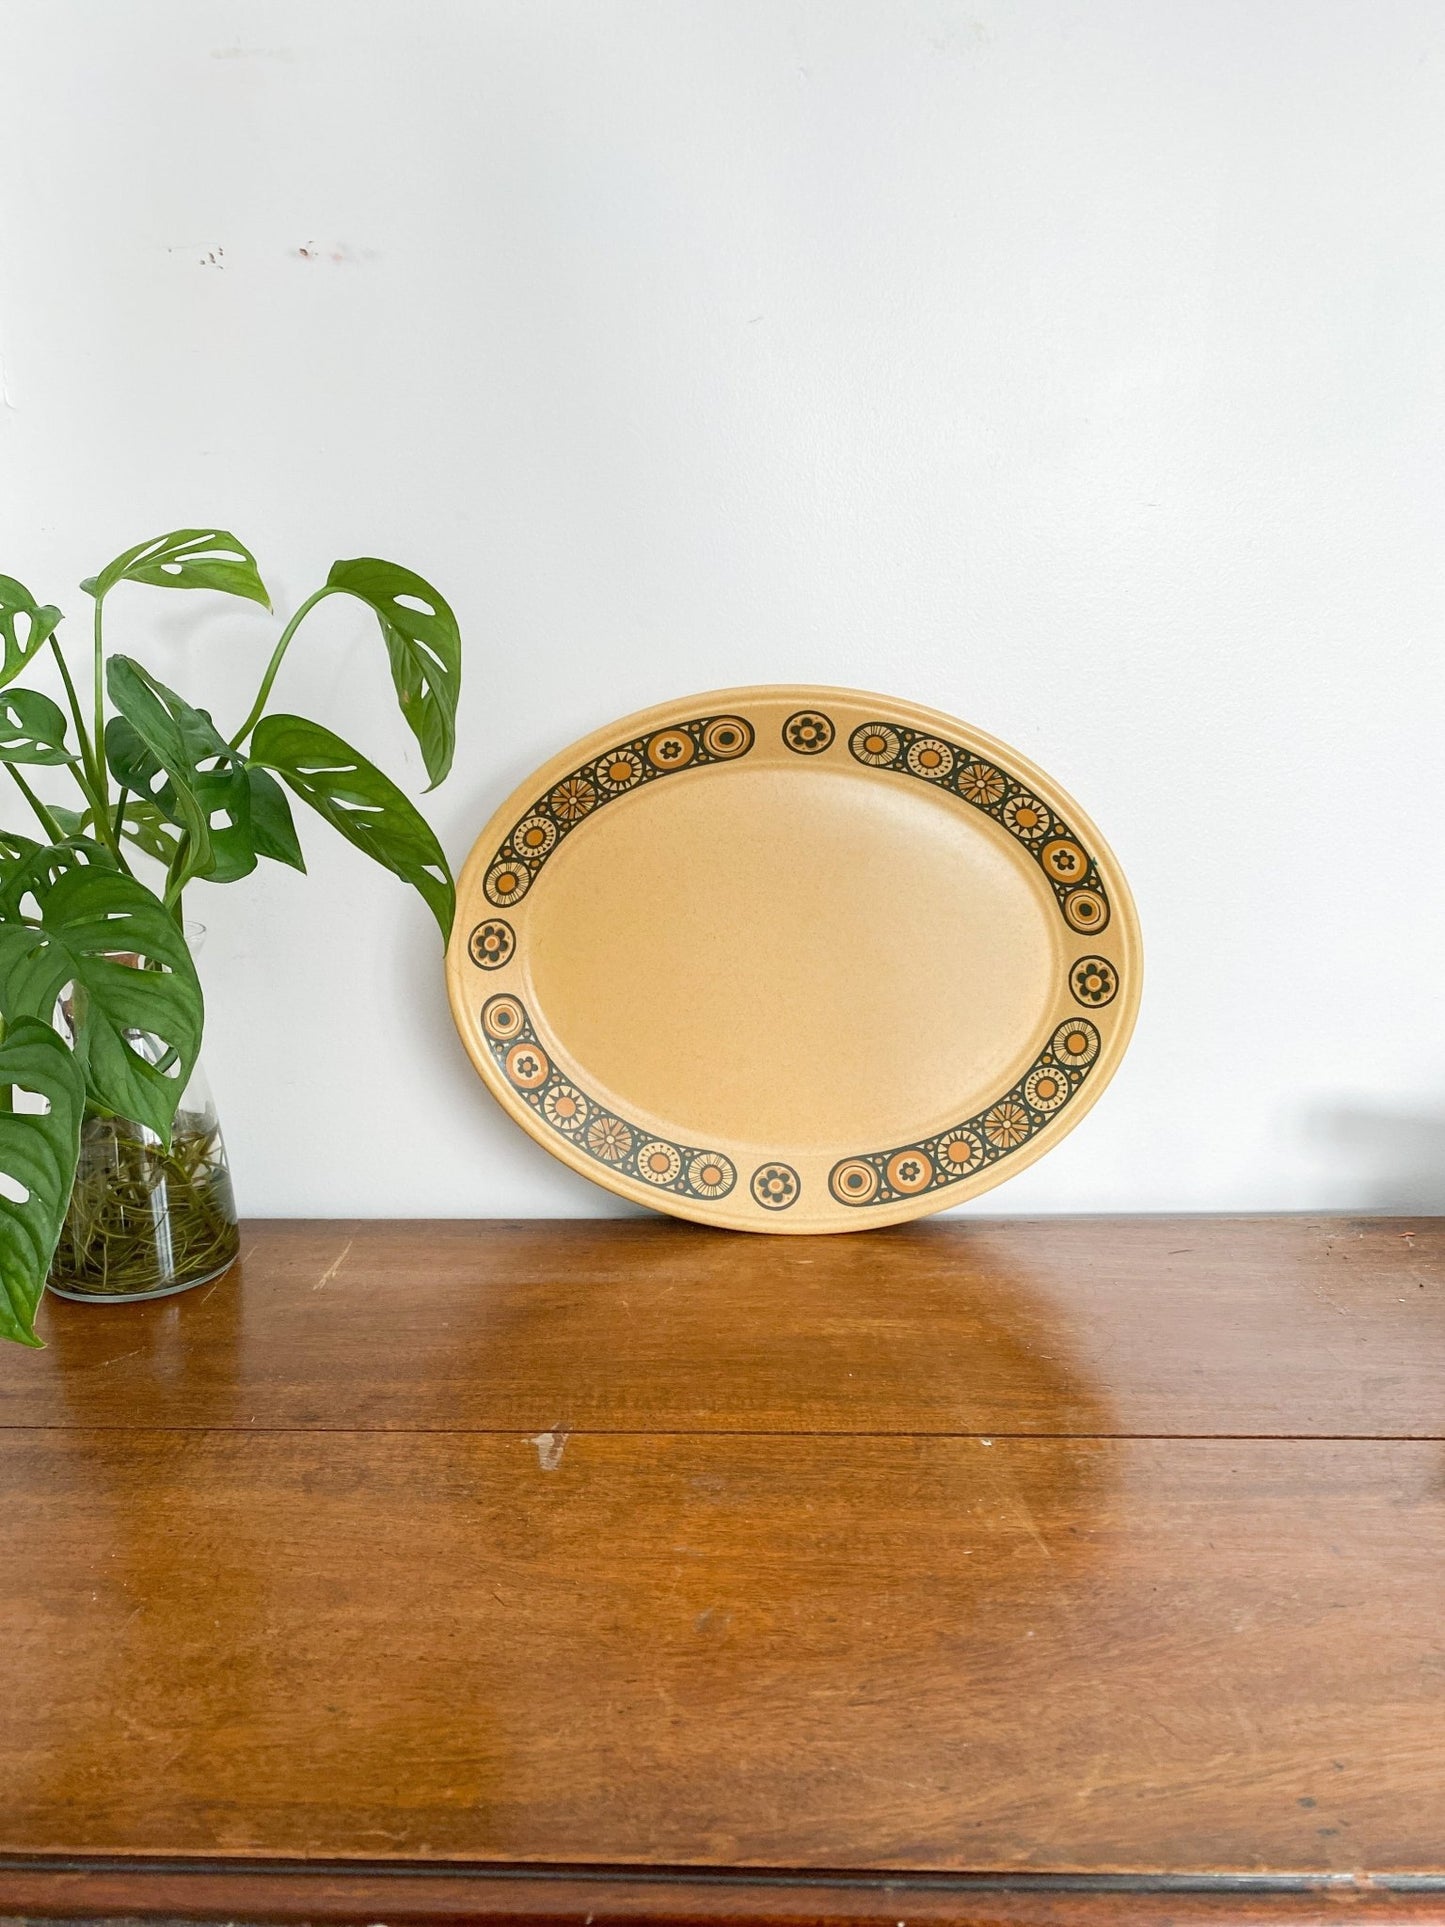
(504, 1042, 550, 1090)
(638, 1140, 683, 1185)
(1064, 887, 1109, 933)
(595, 749, 644, 793)
(1040, 838, 1088, 884)
(1052, 1019, 1100, 1068)
(482, 995, 525, 1040)
(886, 1149, 935, 1195)
(543, 1083, 588, 1132)
(1003, 794, 1051, 841)
(851, 723, 901, 767)
(830, 1159, 880, 1205)
(938, 1129, 984, 1175)
(688, 1151, 736, 1197)
(512, 814, 557, 859)
(1024, 1066, 1069, 1114)
(646, 730, 695, 771)
(484, 860, 530, 906)
(702, 717, 753, 760)
(906, 737, 954, 781)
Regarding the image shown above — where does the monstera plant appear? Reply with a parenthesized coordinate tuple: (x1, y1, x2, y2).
(0, 530, 459, 1344)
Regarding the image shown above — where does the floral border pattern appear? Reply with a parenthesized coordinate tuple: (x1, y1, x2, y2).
(470, 702, 1126, 1217)
(480, 993, 740, 1204)
(828, 1018, 1103, 1209)
(483, 712, 756, 907)
(846, 719, 1112, 934)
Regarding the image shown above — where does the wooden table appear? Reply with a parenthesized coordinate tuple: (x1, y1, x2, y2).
(2, 1217, 1443, 1925)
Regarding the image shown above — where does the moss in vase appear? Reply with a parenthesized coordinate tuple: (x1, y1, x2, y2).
(48, 1112, 240, 1298)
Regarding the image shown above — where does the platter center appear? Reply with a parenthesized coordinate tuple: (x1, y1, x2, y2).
(523, 762, 1059, 1151)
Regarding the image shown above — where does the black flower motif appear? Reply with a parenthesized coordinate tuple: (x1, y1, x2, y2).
(469, 921, 515, 970)
(1070, 957, 1118, 1007)
(784, 711, 834, 755)
(751, 1162, 800, 1209)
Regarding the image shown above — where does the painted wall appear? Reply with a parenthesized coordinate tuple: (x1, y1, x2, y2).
(2, 0, 1441, 1217)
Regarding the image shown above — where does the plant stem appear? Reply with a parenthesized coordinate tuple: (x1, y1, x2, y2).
(49, 634, 99, 794)
(6, 764, 65, 842)
(111, 785, 130, 849)
(91, 593, 109, 814)
(163, 833, 192, 909)
(229, 585, 341, 747)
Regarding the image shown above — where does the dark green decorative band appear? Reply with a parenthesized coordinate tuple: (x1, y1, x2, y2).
(846, 719, 1110, 933)
(828, 1017, 1102, 1209)
(483, 713, 755, 908)
(480, 994, 739, 1202)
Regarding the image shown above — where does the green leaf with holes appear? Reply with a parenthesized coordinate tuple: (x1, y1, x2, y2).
(117, 800, 183, 867)
(244, 765, 305, 871)
(0, 575, 63, 691)
(326, 558, 461, 789)
(0, 867, 202, 1143)
(0, 1017, 86, 1347)
(84, 530, 270, 608)
(252, 714, 453, 936)
(0, 834, 118, 923)
(0, 689, 71, 765)
(105, 657, 258, 883)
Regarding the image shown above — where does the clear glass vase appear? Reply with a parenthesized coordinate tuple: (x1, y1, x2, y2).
(46, 928, 240, 1304)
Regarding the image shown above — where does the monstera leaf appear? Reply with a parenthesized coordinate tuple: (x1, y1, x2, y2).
(0, 867, 202, 1142)
(105, 657, 255, 883)
(244, 765, 305, 871)
(0, 689, 71, 765)
(115, 800, 183, 867)
(252, 713, 453, 935)
(326, 559, 461, 789)
(0, 575, 63, 691)
(84, 529, 270, 608)
(0, 833, 117, 922)
(0, 1017, 86, 1347)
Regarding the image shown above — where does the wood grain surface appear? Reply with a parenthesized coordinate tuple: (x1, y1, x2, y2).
(0, 1216, 1440, 1437)
(2, 1217, 1443, 1924)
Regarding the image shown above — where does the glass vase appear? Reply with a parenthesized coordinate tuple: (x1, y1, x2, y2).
(46, 929, 240, 1304)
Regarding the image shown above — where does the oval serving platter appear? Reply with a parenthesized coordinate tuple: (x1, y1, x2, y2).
(447, 687, 1140, 1234)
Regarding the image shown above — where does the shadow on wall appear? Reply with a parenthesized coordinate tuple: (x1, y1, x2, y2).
(1314, 1105, 1445, 1212)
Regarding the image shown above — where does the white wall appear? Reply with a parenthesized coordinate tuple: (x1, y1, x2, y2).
(2, 0, 1442, 1218)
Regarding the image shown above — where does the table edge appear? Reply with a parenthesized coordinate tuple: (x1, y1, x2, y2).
(5, 1860, 1445, 1926)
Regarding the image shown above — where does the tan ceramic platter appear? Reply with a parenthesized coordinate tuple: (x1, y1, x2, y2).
(447, 686, 1141, 1234)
